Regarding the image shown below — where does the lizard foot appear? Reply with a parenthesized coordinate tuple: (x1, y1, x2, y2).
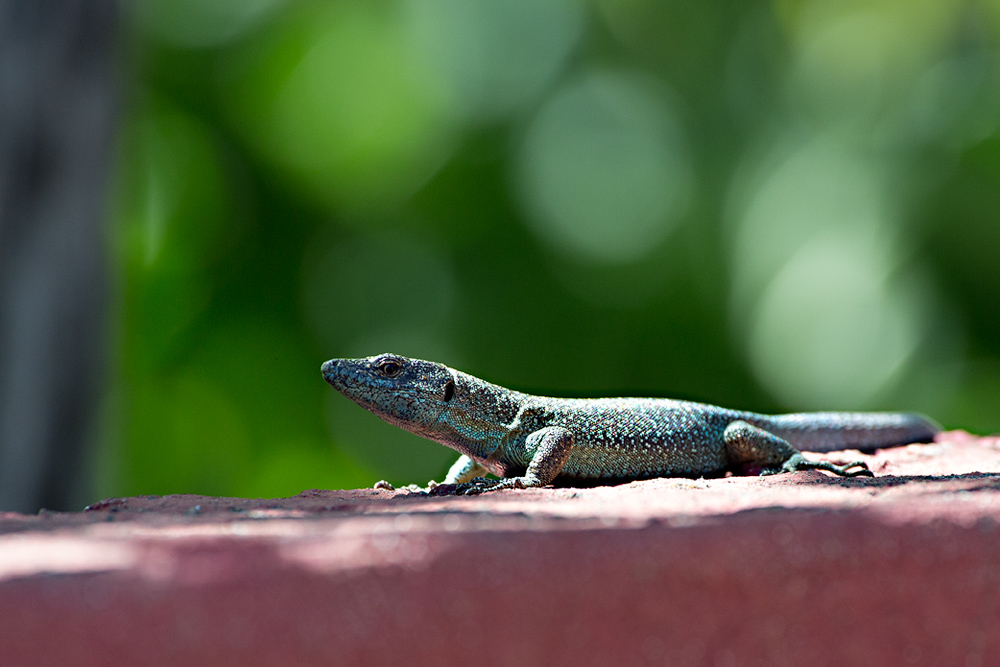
(763, 454, 874, 478)
(374, 480, 433, 494)
(454, 476, 526, 496)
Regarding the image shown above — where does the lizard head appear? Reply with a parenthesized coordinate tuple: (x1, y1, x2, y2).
(321, 353, 456, 434)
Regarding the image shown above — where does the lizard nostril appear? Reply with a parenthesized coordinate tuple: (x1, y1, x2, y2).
(321, 359, 338, 374)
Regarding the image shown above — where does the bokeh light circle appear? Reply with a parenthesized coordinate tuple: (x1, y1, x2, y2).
(516, 70, 692, 264)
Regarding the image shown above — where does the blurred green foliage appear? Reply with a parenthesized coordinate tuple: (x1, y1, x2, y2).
(105, 0, 1000, 500)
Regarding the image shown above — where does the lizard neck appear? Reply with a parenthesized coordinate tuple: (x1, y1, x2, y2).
(426, 370, 531, 461)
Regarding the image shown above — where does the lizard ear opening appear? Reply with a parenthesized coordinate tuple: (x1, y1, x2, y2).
(443, 378, 455, 402)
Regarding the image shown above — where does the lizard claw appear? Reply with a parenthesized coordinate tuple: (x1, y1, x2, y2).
(427, 483, 460, 496)
(454, 477, 496, 495)
(806, 459, 874, 478)
(452, 477, 525, 495)
(374, 480, 437, 494)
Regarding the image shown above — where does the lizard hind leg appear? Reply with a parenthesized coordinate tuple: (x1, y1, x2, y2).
(723, 420, 873, 478)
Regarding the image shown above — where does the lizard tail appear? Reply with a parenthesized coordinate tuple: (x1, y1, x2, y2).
(752, 412, 941, 453)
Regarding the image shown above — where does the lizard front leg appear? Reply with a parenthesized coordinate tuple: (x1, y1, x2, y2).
(724, 420, 872, 477)
(455, 426, 575, 495)
(374, 455, 488, 492)
(442, 455, 490, 484)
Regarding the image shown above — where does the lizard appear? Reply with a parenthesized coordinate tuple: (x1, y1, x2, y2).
(321, 353, 940, 495)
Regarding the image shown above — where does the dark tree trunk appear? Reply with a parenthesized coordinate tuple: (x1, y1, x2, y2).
(0, 0, 118, 512)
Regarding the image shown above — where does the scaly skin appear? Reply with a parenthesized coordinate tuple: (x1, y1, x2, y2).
(321, 354, 940, 495)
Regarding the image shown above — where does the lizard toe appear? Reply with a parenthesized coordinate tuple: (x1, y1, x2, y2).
(839, 461, 875, 478)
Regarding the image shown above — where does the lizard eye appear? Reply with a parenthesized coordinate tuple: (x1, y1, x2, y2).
(378, 360, 402, 377)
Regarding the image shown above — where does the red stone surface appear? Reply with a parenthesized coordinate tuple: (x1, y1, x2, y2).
(1, 432, 999, 666)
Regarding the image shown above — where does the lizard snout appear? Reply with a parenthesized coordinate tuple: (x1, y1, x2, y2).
(321, 359, 340, 383)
